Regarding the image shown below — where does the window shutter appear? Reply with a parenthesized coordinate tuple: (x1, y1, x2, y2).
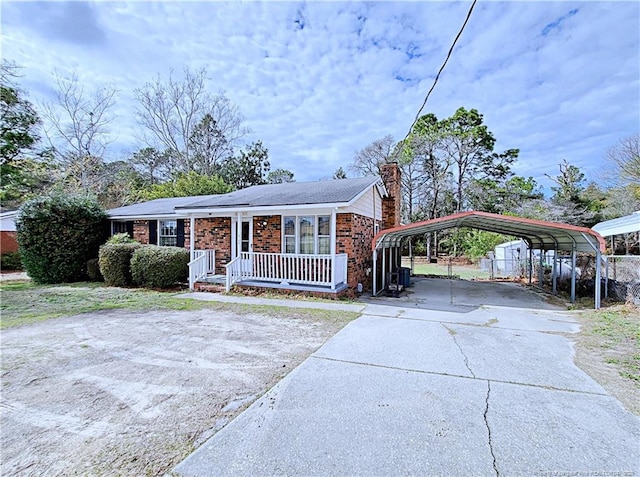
(126, 221, 134, 239)
(176, 219, 185, 248)
(149, 221, 158, 245)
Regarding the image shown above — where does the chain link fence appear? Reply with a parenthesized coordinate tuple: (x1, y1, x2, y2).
(603, 255, 640, 306)
(479, 257, 527, 279)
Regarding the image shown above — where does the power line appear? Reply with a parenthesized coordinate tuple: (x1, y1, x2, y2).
(402, 0, 478, 143)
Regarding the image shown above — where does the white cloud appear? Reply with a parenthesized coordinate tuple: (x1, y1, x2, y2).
(1, 0, 637, 192)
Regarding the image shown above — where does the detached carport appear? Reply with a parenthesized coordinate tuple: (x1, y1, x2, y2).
(371, 211, 607, 308)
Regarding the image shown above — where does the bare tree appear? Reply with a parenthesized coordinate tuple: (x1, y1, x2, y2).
(351, 135, 396, 177)
(134, 67, 249, 175)
(606, 134, 640, 186)
(41, 71, 117, 160)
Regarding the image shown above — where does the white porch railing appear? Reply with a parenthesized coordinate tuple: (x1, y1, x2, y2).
(225, 252, 348, 292)
(188, 249, 216, 290)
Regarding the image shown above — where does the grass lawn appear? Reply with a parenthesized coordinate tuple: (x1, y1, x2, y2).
(572, 305, 640, 414)
(581, 306, 640, 383)
(0, 280, 359, 329)
(402, 260, 491, 280)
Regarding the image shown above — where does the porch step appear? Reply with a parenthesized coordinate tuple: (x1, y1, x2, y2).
(194, 283, 225, 293)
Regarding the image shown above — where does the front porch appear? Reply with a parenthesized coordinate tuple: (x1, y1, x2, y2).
(189, 250, 349, 294)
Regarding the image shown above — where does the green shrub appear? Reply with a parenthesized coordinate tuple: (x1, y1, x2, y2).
(99, 243, 142, 287)
(106, 233, 136, 244)
(86, 258, 103, 282)
(0, 251, 23, 271)
(16, 194, 108, 284)
(130, 246, 189, 288)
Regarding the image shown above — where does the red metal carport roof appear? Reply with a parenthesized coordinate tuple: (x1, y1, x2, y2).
(373, 211, 606, 254)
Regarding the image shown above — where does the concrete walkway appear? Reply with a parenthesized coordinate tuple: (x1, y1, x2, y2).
(174, 294, 640, 476)
(176, 291, 366, 313)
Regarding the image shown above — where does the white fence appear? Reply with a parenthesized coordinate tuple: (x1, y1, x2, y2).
(226, 252, 348, 292)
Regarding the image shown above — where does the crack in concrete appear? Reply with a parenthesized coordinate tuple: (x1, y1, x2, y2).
(484, 381, 499, 476)
(311, 356, 610, 396)
(442, 324, 476, 378)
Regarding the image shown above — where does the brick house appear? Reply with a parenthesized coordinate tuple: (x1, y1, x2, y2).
(0, 211, 19, 254)
(107, 164, 401, 295)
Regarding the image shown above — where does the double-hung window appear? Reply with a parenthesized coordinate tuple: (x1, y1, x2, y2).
(159, 220, 177, 246)
(283, 215, 331, 255)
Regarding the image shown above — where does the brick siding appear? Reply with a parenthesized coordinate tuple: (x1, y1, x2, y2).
(0, 231, 19, 253)
(252, 216, 281, 253)
(380, 163, 402, 228)
(193, 217, 231, 274)
(336, 212, 378, 292)
(133, 220, 150, 245)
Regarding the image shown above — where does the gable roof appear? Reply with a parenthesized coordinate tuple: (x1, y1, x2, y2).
(373, 211, 606, 253)
(176, 176, 380, 210)
(108, 195, 220, 218)
(592, 211, 640, 237)
(108, 176, 382, 218)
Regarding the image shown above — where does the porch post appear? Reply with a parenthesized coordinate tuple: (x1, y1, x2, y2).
(189, 216, 195, 261)
(570, 245, 577, 303)
(331, 210, 337, 289)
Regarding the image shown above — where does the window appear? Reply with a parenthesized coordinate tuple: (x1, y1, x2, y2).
(317, 216, 330, 254)
(111, 221, 133, 238)
(112, 222, 128, 234)
(241, 221, 250, 252)
(284, 216, 296, 253)
(299, 216, 314, 254)
(283, 215, 331, 254)
(159, 220, 177, 246)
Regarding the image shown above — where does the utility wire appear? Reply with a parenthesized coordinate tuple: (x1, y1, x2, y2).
(402, 0, 478, 143)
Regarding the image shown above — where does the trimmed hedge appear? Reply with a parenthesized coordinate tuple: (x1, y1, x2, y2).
(16, 194, 108, 284)
(99, 243, 142, 287)
(131, 246, 189, 288)
(1, 251, 23, 271)
(86, 258, 103, 282)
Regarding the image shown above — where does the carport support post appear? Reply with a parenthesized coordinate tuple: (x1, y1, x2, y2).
(552, 249, 558, 295)
(382, 247, 386, 292)
(372, 250, 377, 296)
(528, 249, 533, 285)
(604, 256, 609, 299)
(409, 240, 414, 275)
(538, 250, 544, 288)
(570, 245, 577, 303)
(595, 250, 601, 309)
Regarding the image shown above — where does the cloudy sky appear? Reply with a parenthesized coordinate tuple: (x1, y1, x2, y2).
(2, 1, 638, 191)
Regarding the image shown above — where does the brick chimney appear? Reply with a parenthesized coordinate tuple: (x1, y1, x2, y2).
(380, 162, 401, 229)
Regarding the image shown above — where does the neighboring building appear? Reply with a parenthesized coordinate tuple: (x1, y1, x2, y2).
(0, 211, 19, 254)
(493, 239, 527, 274)
(107, 164, 402, 295)
(592, 211, 640, 255)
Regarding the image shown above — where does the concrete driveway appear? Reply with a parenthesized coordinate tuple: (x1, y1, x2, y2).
(175, 283, 640, 476)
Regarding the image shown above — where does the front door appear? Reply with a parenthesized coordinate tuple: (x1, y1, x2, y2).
(234, 216, 253, 273)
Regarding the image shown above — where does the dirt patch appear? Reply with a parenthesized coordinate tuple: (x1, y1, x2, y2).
(0, 307, 355, 476)
(570, 306, 640, 415)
